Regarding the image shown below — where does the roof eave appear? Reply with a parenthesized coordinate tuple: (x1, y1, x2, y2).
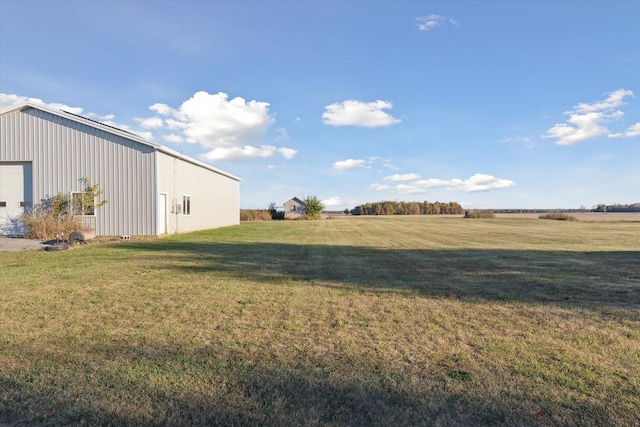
(0, 101, 241, 182)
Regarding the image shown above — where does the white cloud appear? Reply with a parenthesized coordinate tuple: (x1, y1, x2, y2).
(333, 158, 367, 170)
(575, 89, 633, 113)
(610, 122, 640, 138)
(384, 173, 420, 182)
(146, 91, 295, 162)
(151, 91, 273, 145)
(278, 147, 298, 159)
(149, 102, 173, 116)
(369, 183, 391, 191)
(135, 116, 164, 129)
(543, 89, 636, 145)
(416, 14, 459, 31)
(202, 145, 279, 162)
(88, 112, 115, 121)
(275, 127, 290, 141)
(322, 99, 401, 128)
(200, 146, 296, 162)
(322, 196, 342, 207)
(397, 184, 427, 195)
(162, 134, 184, 143)
(448, 174, 516, 192)
(381, 173, 515, 194)
(412, 178, 450, 187)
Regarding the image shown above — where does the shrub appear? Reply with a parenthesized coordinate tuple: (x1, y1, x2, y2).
(303, 195, 324, 220)
(464, 210, 495, 219)
(539, 212, 578, 221)
(20, 194, 81, 240)
(19, 178, 107, 240)
(240, 210, 272, 221)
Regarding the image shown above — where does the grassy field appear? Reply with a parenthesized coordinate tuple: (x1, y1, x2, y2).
(1, 216, 639, 426)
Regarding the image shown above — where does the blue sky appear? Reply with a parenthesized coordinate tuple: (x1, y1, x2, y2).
(1, 0, 638, 210)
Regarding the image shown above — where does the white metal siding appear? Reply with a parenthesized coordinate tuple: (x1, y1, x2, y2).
(1, 107, 156, 236)
(158, 151, 240, 234)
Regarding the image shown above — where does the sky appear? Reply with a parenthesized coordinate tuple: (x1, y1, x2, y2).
(1, 0, 638, 210)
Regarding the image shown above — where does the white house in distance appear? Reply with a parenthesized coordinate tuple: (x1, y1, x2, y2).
(283, 197, 305, 220)
(0, 102, 241, 236)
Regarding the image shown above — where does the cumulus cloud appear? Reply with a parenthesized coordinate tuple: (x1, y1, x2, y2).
(380, 173, 515, 194)
(543, 89, 636, 145)
(384, 173, 420, 182)
(610, 122, 640, 138)
(202, 145, 297, 162)
(369, 183, 392, 191)
(333, 159, 367, 170)
(447, 174, 516, 192)
(278, 147, 298, 159)
(147, 91, 296, 162)
(322, 99, 401, 128)
(416, 14, 459, 31)
(322, 196, 342, 207)
(135, 116, 164, 129)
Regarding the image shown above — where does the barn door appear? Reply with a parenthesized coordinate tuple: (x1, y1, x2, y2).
(0, 163, 33, 236)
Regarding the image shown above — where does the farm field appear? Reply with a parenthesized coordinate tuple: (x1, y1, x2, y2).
(1, 216, 639, 426)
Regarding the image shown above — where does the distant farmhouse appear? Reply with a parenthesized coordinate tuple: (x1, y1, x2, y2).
(283, 197, 305, 220)
(0, 102, 241, 236)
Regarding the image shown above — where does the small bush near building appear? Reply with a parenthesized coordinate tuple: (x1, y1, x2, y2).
(20, 193, 81, 240)
(539, 212, 578, 221)
(464, 210, 495, 219)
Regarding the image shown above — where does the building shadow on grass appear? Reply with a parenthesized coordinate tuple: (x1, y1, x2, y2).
(1, 341, 619, 426)
(110, 240, 640, 310)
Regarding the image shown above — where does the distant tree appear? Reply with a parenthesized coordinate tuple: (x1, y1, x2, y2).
(268, 202, 284, 220)
(303, 196, 324, 220)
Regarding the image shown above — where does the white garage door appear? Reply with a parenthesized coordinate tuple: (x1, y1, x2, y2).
(0, 163, 33, 236)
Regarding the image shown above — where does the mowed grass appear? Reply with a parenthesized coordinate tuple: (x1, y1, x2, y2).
(1, 216, 639, 426)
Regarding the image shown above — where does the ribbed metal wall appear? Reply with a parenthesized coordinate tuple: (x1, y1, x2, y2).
(1, 107, 157, 236)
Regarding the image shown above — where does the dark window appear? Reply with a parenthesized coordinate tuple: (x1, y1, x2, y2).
(182, 195, 191, 216)
(0, 201, 6, 207)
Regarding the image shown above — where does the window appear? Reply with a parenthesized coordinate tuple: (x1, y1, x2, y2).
(71, 192, 95, 216)
(182, 195, 191, 216)
(0, 202, 6, 207)
(20, 201, 32, 208)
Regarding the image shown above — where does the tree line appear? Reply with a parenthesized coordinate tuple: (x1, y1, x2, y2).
(350, 201, 464, 216)
(592, 203, 640, 213)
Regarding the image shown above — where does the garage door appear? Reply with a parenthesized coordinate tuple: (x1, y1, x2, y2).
(0, 163, 33, 236)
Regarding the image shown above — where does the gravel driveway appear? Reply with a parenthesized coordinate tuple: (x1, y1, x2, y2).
(0, 237, 48, 252)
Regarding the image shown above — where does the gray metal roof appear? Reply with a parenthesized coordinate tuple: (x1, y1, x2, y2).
(0, 101, 241, 182)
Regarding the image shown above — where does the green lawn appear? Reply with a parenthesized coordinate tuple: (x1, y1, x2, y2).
(1, 217, 639, 426)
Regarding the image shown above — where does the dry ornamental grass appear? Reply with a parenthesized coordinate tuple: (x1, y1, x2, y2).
(1, 216, 639, 426)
